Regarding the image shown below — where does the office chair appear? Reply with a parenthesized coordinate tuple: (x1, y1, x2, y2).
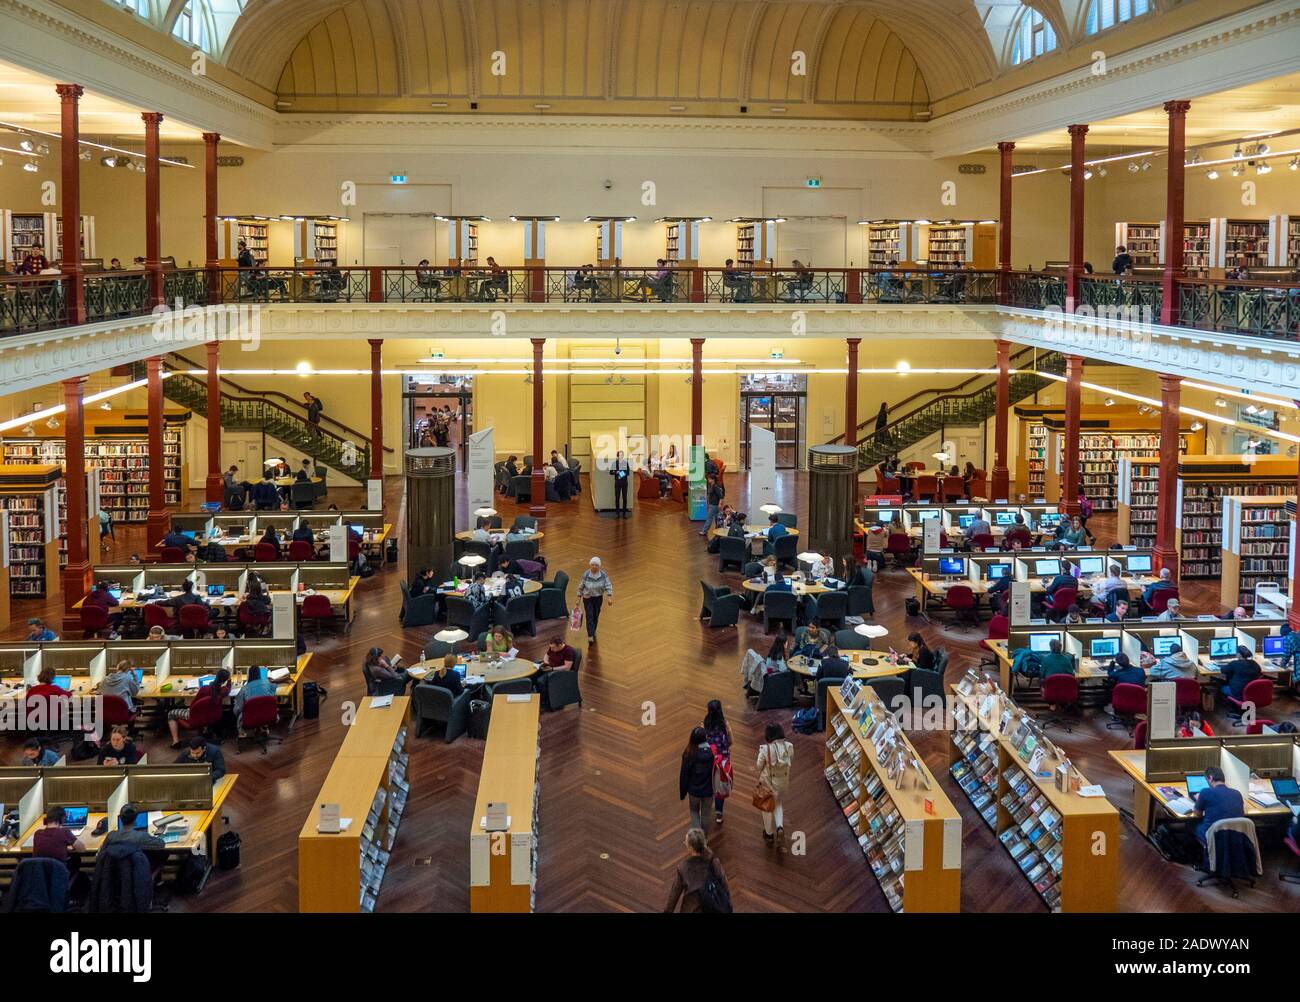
(1225, 677, 1273, 723)
(160, 546, 186, 563)
(288, 540, 316, 562)
(504, 538, 539, 561)
(445, 596, 491, 638)
(1146, 589, 1179, 616)
(290, 482, 316, 510)
(774, 512, 797, 529)
(864, 676, 904, 707)
(846, 584, 874, 619)
(1281, 833, 1300, 884)
(79, 605, 110, 639)
(237, 695, 282, 754)
(770, 534, 798, 570)
(178, 604, 212, 639)
(512, 516, 538, 532)
(987, 613, 1010, 641)
(254, 542, 280, 562)
(1045, 588, 1077, 623)
(969, 532, 996, 551)
(1039, 675, 1079, 732)
(1107, 682, 1147, 733)
(494, 593, 539, 637)
(399, 580, 440, 629)
(1196, 819, 1260, 898)
(1174, 677, 1202, 712)
(943, 585, 978, 630)
(1133, 720, 1148, 750)
(178, 694, 222, 742)
(413, 682, 471, 742)
(99, 695, 137, 730)
(237, 602, 272, 638)
(885, 532, 914, 568)
(755, 670, 795, 710)
(489, 678, 534, 698)
(141, 604, 172, 636)
(299, 594, 335, 637)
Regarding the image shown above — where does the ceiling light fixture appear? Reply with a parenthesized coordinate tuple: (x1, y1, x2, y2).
(1233, 145, 1244, 159)
(1190, 420, 1204, 431)
(1206, 169, 1219, 180)
(1291, 157, 1300, 171)
(18, 139, 33, 153)
(1215, 396, 1228, 408)
(1231, 164, 1244, 177)
(1258, 162, 1272, 175)
(1141, 160, 1152, 171)
(1257, 142, 1271, 155)
(45, 416, 59, 430)
(1128, 162, 1140, 174)
(22, 162, 36, 173)
(1097, 166, 1107, 177)
(99, 400, 112, 411)
(1104, 396, 1115, 407)
(1083, 169, 1093, 181)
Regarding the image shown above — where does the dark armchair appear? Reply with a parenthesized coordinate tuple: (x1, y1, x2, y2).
(399, 579, 440, 629)
(537, 569, 570, 620)
(494, 593, 539, 637)
(718, 535, 748, 573)
(445, 595, 491, 638)
(699, 581, 742, 629)
(762, 591, 798, 634)
(413, 682, 471, 742)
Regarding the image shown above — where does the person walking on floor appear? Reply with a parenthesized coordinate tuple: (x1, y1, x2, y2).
(699, 473, 725, 536)
(703, 700, 733, 825)
(757, 723, 794, 851)
(610, 449, 631, 517)
(578, 556, 614, 643)
(303, 391, 324, 439)
(663, 828, 732, 913)
(679, 726, 715, 831)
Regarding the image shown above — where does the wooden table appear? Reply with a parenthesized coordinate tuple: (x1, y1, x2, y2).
(470, 693, 540, 912)
(436, 577, 543, 599)
(908, 568, 1158, 615)
(455, 530, 546, 544)
(273, 476, 323, 489)
(788, 650, 907, 681)
(742, 577, 839, 596)
(408, 653, 538, 687)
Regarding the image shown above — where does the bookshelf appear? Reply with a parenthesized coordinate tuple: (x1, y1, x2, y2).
(2, 429, 184, 525)
(298, 696, 411, 912)
(1025, 421, 1048, 499)
(865, 221, 921, 268)
(216, 216, 272, 266)
(1118, 457, 1159, 547)
(471, 693, 541, 912)
(1287, 217, 1300, 270)
(446, 217, 480, 268)
(1208, 217, 1272, 272)
(824, 684, 961, 913)
(290, 218, 342, 267)
(733, 218, 776, 267)
(1, 211, 94, 269)
(924, 221, 996, 270)
(0, 465, 62, 600)
(1220, 495, 1295, 611)
(1182, 220, 1210, 274)
(1115, 221, 1163, 266)
(665, 222, 680, 263)
(1176, 457, 1295, 579)
(660, 218, 704, 266)
(949, 675, 1118, 912)
(1068, 430, 1168, 513)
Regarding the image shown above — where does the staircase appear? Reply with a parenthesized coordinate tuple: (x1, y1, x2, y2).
(835, 347, 1067, 471)
(132, 353, 375, 483)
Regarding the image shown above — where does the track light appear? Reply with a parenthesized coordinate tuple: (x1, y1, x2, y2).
(1214, 396, 1227, 408)
(78, 149, 91, 161)
(1083, 169, 1093, 181)
(1104, 396, 1115, 407)
(1291, 158, 1300, 171)
(1257, 142, 1270, 155)
(1206, 169, 1219, 180)
(35, 143, 49, 156)
(18, 139, 33, 153)
(1233, 145, 1244, 159)
(45, 416, 59, 430)
(1097, 166, 1107, 177)
(1231, 164, 1244, 177)
(1258, 162, 1272, 175)
(22, 162, 37, 173)
(1141, 160, 1152, 171)
(1128, 162, 1140, 174)
(101, 155, 117, 167)
(99, 400, 112, 411)
(1190, 421, 1204, 432)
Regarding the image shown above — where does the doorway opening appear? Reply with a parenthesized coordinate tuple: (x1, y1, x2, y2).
(404, 374, 474, 469)
(740, 373, 807, 470)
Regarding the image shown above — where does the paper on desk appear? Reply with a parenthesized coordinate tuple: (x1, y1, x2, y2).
(464, 675, 486, 685)
(510, 832, 532, 885)
(505, 647, 519, 661)
(1165, 797, 1195, 815)
(370, 695, 394, 708)
(1076, 785, 1107, 798)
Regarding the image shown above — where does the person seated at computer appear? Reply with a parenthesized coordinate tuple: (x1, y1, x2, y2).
(905, 633, 935, 671)
(167, 668, 231, 747)
(20, 737, 60, 766)
(1105, 652, 1145, 688)
(32, 806, 85, 865)
(291, 521, 316, 545)
(244, 575, 272, 618)
(1057, 516, 1087, 548)
(1044, 569, 1077, 598)
(103, 804, 166, 854)
(99, 659, 140, 713)
(97, 725, 140, 766)
(258, 523, 281, 550)
(174, 736, 227, 783)
(863, 523, 889, 571)
(1002, 515, 1034, 549)
(1104, 598, 1131, 623)
(1038, 640, 1076, 679)
(161, 527, 193, 551)
(421, 651, 464, 697)
(792, 622, 829, 659)
(167, 579, 210, 613)
(1155, 598, 1182, 622)
(1192, 766, 1245, 846)
(234, 666, 278, 734)
(1219, 644, 1262, 702)
(251, 473, 281, 511)
(966, 512, 992, 540)
(26, 666, 70, 702)
(1141, 567, 1176, 611)
(986, 571, 1012, 614)
(1146, 642, 1196, 680)
(766, 569, 793, 594)
(1091, 563, 1128, 605)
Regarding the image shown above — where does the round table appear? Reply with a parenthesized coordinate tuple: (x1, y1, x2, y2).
(407, 653, 538, 686)
(436, 577, 544, 598)
(741, 577, 838, 596)
(787, 651, 908, 681)
(273, 476, 323, 489)
(455, 529, 546, 544)
(707, 524, 800, 541)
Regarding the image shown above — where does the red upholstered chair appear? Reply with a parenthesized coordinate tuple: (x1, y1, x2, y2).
(237, 695, 282, 754)
(879, 476, 901, 496)
(100, 694, 136, 729)
(1146, 588, 1179, 616)
(943, 584, 979, 630)
(178, 604, 212, 638)
(1039, 674, 1079, 732)
(288, 540, 316, 562)
(1133, 720, 1148, 750)
(987, 613, 1010, 641)
(160, 546, 186, 563)
(914, 475, 938, 501)
(1108, 682, 1147, 733)
(237, 602, 271, 638)
(79, 605, 109, 639)
(254, 542, 280, 562)
(1225, 677, 1273, 722)
(1245, 720, 1276, 735)
(1174, 677, 1202, 712)
(1046, 588, 1077, 622)
(968, 476, 988, 501)
(885, 531, 914, 568)
(905, 461, 925, 472)
(636, 470, 660, 500)
(943, 481, 965, 503)
(178, 694, 222, 738)
(142, 604, 172, 632)
(300, 593, 335, 637)
(970, 533, 996, 551)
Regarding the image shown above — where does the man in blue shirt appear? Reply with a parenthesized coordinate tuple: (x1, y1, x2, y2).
(766, 513, 788, 542)
(1281, 624, 1300, 673)
(161, 529, 194, 551)
(24, 618, 57, 642)
(1142, 568, 1176, 611)
(1193, 766, 1245, 844)
(20, 738, 59, 766)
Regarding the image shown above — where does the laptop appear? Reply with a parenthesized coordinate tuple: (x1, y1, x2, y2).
(1185, 774, 1210, 797)
(207, 584, 225, 597)
(52, 675, 72, 690)
(62, 806, 89, 834)
(108, 588, 123, 601)
(1271, 777, 1300, 807)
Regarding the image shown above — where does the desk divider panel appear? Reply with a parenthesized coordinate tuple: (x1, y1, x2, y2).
(42, 768, 128, 811)
(125, 764, 214, 811)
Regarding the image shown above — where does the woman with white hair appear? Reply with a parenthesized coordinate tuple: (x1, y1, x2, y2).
(577, 556, 614, 643)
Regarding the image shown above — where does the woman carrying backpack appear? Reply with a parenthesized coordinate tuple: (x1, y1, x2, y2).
(756, 723, 794, 850)
(664, 828, 731, 913)
(703, 700, 733, 826)
(679, 726, 715, 831)
(1076, 488, 1097, 545)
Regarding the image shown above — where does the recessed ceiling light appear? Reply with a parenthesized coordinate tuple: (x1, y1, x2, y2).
(533, 103, 551, 110)
(669, 104, 687, 112)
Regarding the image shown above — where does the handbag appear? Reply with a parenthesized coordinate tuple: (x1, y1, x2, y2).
(752, 746, 777, 812)
(568, 602, 584, 631)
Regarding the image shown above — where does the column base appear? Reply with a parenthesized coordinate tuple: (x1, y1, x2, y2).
(1152, 545, 1180, 582)
(1060, 500, 1082, 518)
(61, 560, 91, 616)
(147, 509, 171, 549)
(529, 471, 547, 518)
(990, 469, 1010, 500)
(206, 474, 225, 505)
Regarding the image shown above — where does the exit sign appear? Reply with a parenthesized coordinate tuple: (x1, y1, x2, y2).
(806, 177, 822, 188)
(390, 174, 407, 185)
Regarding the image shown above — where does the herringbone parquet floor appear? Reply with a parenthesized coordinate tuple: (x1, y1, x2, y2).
(4, 471, 1299, 913)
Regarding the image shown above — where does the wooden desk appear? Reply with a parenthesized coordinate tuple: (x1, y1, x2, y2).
(787, 650, 907, 681)
(436, 577, 543, 599)
(909, 568, 1157, 615)
(273, 475, 323, 489)
(1108, 748, 1293, 837)
(455, 529, 545, 544)
(409, 653, 537, 687)
(742, 578, 838, 596)
(471, 693, 540, 912)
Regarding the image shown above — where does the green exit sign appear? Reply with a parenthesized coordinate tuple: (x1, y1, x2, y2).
(806, 177, 821, 188)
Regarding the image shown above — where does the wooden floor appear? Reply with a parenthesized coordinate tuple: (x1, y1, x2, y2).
(4, 471, 1299, 913)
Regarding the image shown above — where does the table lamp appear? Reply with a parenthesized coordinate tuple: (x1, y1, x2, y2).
(855, 624, 889, 639)
(473, 507, 497, 519)
(796, 551, 823, 564)
(932, 451, 951, 466)
(458, 554, 487, 570)
(434, 628, 468, 645)
(759, 503, 782, 515)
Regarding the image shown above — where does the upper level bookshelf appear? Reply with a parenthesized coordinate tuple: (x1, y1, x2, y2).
(1176, 456, 1296, 579)
(1115, 221, 1163, 267)
(216, 216, 271, 267)
(1219, 495, 1296, 611)
(923, 221, 996, 271)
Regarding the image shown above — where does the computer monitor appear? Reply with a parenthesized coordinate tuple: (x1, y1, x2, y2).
(61, 807, 89, 831)
(1033, 559, 1061, 576)
(986, 563, 1012, 581)
(958, 514, 976, 529)
(994, 511, 1017, 526)
(181, 530, 197, 541)
(1209, 637, 1237, 659)
(1271, 777, 1299, 797)
(196, 674, 216, 688)
(1263, 635, 1285, 658)
(350, 524, 365, 537)
(1039, 512, 1063, 528)
(108, 588, 122, 601)
(1126, 554, 1153, 574)
(1089, 637, 1120, 659)
(131, 669, 144, 685)
(1185, 774, 1210, 796)
(1152, 636, 1179, 657)
(917, 509, 941, 522)
(1028, 633, 1056, 654)
(874, 510, 896, 524)
(937, 557, 966, 576)
(1077, 556, 1105, 576)
(118, 812, 150, 832)
(206, 584, 224, 597)
(52, 675, 71, 690)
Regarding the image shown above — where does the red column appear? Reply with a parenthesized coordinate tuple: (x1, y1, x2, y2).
(1061, 354, 1083, 516)
(530, 338, 547, 518)
(202, 131, 220, 301)
(62, 377, 90, 613)
(690, 338, 704, 449)
(368, 338, 384, 485)
(1160, 101, 1191, 327)
(1066, 124, 1089, 313)
(998, 141, 1015, 305)
(844, 338, 861, 446)
(142, 112, 164, 308)
(1291, 450, 1300, 631)
(1153, 374, 1183, 580)
(205, 341, 223, 503)
(992, 340, 1011, 499)
(56, 84, 85, 325)
(146, 357, 170, 545)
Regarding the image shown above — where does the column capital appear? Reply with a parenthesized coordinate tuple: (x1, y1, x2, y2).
(846, 337, 861, 346)
(997, 141, 1016, 154)
(141, 111, 164, 127)
(1163, 99, 1192, 118)
(995, 339, 1011, 359)
(530, 337, 546, 349)
(1158, 372, 1184, 389)
(60, 375, 87, 389)
(55, 83, 84, 101)
(368, 338, 384, 348)
(202, 131, 221, 145)
(690, 337, 706, 346)
(1067, 123, 1090, 139)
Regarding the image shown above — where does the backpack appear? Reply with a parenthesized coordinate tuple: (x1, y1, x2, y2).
(1151, 822, 1203, 866)
(697, 858, 733, 914)
(791, 706, 820, 734)
(710, 744, 733, 799)
(1080, 497, 1094, 518)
